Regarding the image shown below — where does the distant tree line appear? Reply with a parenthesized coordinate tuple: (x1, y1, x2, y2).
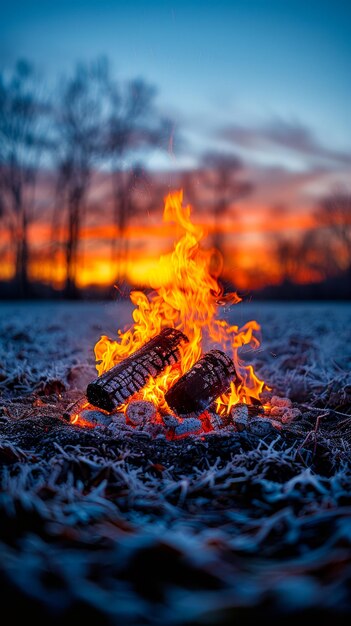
(0, 59, 350, 299)
(0, 58, 169, 297)
(269, 191, 351, 297)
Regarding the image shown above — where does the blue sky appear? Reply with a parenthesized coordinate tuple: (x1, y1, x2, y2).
(1, 0, 351, 174)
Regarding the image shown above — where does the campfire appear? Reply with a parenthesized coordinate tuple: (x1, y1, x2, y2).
(70, 190, 267, 437)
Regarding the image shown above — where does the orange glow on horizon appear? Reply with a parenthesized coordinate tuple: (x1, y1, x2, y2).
(0, 200, 327, 291)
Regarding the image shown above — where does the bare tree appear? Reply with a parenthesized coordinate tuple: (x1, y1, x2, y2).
(109, 163, 153, 282)
(200, 152, 252, 254)
(0, 60, 47, 295)
(273, 235, 303, 284)
(315, 190, 351, 276)
(105, 76, 167, 281)
(268, 196, 350, 288)
(52, 60, 106, 297)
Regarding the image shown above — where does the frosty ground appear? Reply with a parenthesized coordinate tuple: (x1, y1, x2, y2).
(0, 300, 351, 625)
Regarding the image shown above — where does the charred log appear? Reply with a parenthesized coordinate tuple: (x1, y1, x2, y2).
(165, 349, 237, 418)
(87, 328, 188, 412)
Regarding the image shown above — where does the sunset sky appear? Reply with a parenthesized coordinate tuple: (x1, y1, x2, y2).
(1, 0, 350, 290)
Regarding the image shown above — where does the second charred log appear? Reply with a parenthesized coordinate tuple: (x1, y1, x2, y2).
(87, 328, 188, 412)
(165, 349, 237, 418)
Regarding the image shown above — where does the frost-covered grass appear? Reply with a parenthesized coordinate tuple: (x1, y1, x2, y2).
(0, 300, 351, 624)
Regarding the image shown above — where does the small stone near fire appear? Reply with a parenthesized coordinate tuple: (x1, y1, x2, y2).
(81, 410, 113, 426)
(269, 404, 301, 424)
(231, 403, 249, 420)
(174, 418, 202, 437)
(269, 405, 286, 417)
(126, 400, 157, 427)
(271, 395, 292, 408)
(281, 407, 302, 424)
(270, 419, 283, 431)
(230, 404, 249, 431)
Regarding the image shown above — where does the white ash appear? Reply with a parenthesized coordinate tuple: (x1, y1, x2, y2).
(218, 423, 237, 435)
(231, 404, 249, 417)
(111, 413, 126, 425)
(234, 418, 248, 432)
(174, 418, 203, 437)
(126, 400, 156, 427)
(208, 412, 224, 431)
(106, 418, 134, 437)
(163, 414, 180, 430)
(230, 404, 249, 432)
(80, 410, 113, 426)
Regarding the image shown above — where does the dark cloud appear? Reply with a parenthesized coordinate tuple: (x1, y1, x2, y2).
(243, 163, 328, 206)
(219, 118, 351, 167)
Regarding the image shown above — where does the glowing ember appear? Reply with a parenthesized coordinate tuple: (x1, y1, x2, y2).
(92, 190, 265, 420)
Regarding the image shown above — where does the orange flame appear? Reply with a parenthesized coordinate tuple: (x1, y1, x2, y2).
(94, 190, 265, 415)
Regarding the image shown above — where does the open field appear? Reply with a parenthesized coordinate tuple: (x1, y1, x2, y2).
(0, 301, 350, 624)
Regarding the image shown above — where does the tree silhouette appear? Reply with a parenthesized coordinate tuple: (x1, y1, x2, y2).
(105, 75, 167, 281)
(200, 152, 252, 256)
(53, 60, 106, 298)
(315, 190, 351, 275)
(0, 60, 48, 295)
(269, 195, 351, 292)
(274, 235, 303, 284)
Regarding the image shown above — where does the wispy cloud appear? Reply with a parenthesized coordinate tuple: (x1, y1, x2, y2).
(219, 118, 351, 168)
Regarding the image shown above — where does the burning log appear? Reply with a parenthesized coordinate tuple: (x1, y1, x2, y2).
(87, 328, 188, 412)
(165, 349, 237, 418)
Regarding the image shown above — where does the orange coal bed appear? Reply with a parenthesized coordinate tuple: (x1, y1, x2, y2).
(67, 190, 267, 439)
